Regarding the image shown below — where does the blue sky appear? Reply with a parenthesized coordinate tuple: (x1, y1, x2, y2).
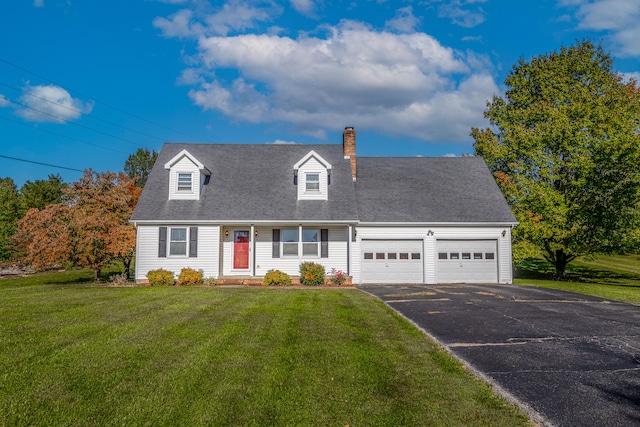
(1, 0, 639, 187)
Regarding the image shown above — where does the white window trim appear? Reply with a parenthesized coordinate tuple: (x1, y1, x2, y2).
(176, 172, 193, 193)
(281, 227, 320, 258)
(169, 227, 188, 257)
(281, 228, 299, 257)
(302, 228, 320, 257)
(305, 173, 320, 193)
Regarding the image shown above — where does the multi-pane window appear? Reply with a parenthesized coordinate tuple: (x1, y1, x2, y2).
(170, 228, 187, 256)
(302, 229, 319, 256)
(305, 173, 320, 192)
(282, 229, 299, 256)
(177, 173, 192, 192)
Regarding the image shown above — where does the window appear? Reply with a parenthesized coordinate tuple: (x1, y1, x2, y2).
(462, 253, 471, 260)
(438, 252, 448, 260)
(411, 253, 421, 260)
(282, 229, 299, 256)
(364, 252, 373, 260)
(387, 253, 397, 260)
(485, 252, 495, 260)
(376, 253, 385, 260)
(474, 253, 483, 260)
(170, 228, 187, 256)
(302, 229, 319, 256)
(450, 253, 460, 260)
(399, 253, 409, 260)
(177, 173, 192, 192)
(306, 173, 320, 192)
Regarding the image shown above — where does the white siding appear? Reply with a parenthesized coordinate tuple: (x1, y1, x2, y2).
(352, 226, 513, 284)
(297, 157, 329, 201)
(221, 226, 348, 277)
(135, 225, 220, 282)
(168, 156, 201, 200)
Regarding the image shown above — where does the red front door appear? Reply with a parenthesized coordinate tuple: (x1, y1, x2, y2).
(233, 230, 250, 269)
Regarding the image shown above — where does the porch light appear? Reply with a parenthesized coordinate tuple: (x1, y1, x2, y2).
(225, 230, 229, 237)
(255, 230, 259, 237)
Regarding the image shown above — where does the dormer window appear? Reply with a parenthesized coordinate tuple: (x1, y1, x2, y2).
(305, 173, 320, 192)
(177, 173, 193, 192)
(293, 150, 332, 201)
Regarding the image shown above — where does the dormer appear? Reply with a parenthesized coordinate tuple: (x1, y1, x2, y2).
(164, 149, 210, 200)
(293, 150, 331, 201)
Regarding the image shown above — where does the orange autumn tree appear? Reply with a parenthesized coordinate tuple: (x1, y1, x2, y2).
(13, 170, 140, 281)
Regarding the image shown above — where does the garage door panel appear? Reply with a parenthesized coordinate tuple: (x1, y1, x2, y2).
(362, 240, 423, 284)
(436, 240, 497, 283)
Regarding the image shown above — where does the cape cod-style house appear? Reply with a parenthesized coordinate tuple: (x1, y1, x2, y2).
(130, 128, 517, 284)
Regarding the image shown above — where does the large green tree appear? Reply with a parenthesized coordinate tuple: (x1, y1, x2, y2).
(0, 178, 21, 261)
(124, 148, 158, 188)
(472, 41, 640, 278)
(19, 174, 66, 212)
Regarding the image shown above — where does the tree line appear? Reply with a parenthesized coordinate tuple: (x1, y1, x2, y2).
(0, 148, 157, 280)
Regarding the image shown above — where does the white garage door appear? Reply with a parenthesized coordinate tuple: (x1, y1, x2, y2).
(361, 240, 424, 284)
(436, 240, 498, 283)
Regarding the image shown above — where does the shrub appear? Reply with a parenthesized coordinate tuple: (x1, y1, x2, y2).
(147, 268, 175, 286)
(299, 262, 325, 286)
(178, 268, 203, 286)
(330, 268, 349, 286)
(109, 272, 130, 287)
(202, 277, 218, 286)
(263, 269, 291, 286)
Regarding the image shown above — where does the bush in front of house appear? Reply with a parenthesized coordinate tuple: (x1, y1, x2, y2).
(147, 268, 175, 286)
(263, 269, 291, 286)
(330, 268, 349, 286)
(178, 268, 203, 286)
(299, 262, 325, 286)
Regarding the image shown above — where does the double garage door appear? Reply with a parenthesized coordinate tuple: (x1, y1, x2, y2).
(361, 239, 498, 284)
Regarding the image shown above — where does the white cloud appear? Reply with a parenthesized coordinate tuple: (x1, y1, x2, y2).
(154, 1, 279, 38)
(159, 10, 498, 143)
(443, 153, 457, 157)
(33, 0, 44, 7)
(561, 0, 640, 57)
(0, 94, 10, 107)
(385, 6, 420, 33)
(435, 0, 487, 28)
(622, 71, 640, 83)
(290, 0, 315, 17)
(14, 84, 94, 123)
(268, 139, 297, 144)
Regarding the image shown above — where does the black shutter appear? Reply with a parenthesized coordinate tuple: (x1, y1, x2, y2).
(320, 228, 329, 258)
(272, 229, 280, 258)
(158, 227, 167, 258)
(189, 227, 198, 257)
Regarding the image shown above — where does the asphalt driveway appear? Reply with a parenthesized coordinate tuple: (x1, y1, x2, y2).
(360, 283, 640, 427)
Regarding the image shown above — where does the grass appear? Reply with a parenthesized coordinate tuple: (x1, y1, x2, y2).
(515, 254, 640, 305)
(0, 270, 529, 427)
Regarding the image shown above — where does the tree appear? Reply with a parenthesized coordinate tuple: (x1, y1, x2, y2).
(124, 148, 158, 188)
(0, 178, 21, 261)
(472, 40, 640, 278)
(13, 170, 141, 281)
(19, 174, 66, 212)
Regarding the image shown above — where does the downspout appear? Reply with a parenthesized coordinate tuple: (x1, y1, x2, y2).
(251, 224, 256, 277)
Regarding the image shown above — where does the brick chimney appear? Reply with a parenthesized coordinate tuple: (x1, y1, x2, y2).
(343, 127, 356, 181)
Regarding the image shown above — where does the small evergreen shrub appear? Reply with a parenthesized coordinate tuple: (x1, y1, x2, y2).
(263, 269, 291, 286)
(178, 268, 203, 286)
(299, 262, 325, 286)
(147, 268, 175, 286)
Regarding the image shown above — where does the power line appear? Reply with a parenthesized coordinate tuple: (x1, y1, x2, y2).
(5, 97, 149, 148)
(0, 81, 167, 142)
(0, 154, 83, 172)
(0, 114, 130, 155)
(0, 56, 206, 141)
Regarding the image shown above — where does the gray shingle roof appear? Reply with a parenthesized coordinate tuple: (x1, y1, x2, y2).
(131, 143, 516, 225)
(131, 143, 360, 223)
(354, 157, 516, 223)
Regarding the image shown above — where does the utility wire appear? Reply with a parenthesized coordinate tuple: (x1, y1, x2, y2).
(0, 154, 83, 172)
(0, 114, 130, 155)
(5, 97, 149, 148)
(0, 81, 166, 142)
(0, 56, 205, 141)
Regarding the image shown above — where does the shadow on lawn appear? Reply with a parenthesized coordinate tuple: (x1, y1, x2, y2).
(516, 258, 640, 287)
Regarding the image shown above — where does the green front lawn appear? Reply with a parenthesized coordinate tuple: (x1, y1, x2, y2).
(515, 254, 640, 305)
(0, 271, 529, 426)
